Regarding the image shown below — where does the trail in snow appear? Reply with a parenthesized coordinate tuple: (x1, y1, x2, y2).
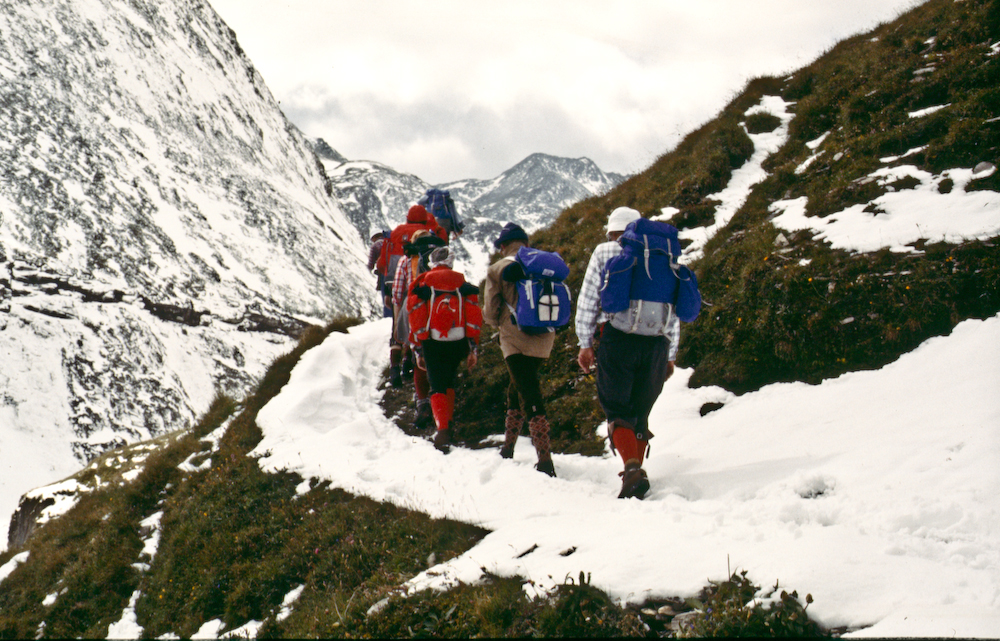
(254, 315, 1000, 638)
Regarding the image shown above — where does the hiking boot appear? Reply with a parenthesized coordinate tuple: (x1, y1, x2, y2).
(618, 460, 650, 499)
(401, 354, 414, 377)
(389, 365, 402, 389)
(535, 459, 556, 478)
(499, 443, 515, 459)
(433, 428, 451, 454)
(414, 401, 433, 430)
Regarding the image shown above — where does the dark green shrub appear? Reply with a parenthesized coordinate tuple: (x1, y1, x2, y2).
(361, 572, 645, 638)
(745, 112, 782, 134)
(678, 571, 827, 638)
(535, 572, 645, 637)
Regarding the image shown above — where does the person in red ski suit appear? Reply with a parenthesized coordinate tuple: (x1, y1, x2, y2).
(380, 205, 447, 387)
(406, 246, 481, 453)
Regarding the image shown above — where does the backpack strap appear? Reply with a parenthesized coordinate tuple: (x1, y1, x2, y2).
(497, 256, 519, 320)
(409, 254, 421, 282)
(423, 288, 436, 338)
(643, 234, 651, 279)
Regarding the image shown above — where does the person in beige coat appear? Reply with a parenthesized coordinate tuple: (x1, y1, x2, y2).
(483, 222, 556, 477)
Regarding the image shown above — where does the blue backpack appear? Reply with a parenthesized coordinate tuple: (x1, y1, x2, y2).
(420, 189, 465, 234)
(600, 219, 701, 333)
(503, 246, 572, 334)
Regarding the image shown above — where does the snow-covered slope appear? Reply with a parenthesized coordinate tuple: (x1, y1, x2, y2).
(246, 93, 1000, 640)
(0, 0, 370, 315)
(251, 313, 1000, 638)
(0, 0, 372, 543)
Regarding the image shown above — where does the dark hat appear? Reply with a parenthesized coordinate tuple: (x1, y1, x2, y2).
(493, 222, 529, 249)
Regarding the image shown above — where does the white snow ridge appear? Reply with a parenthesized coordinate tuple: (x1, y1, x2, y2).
(254, 315, 1000, 638)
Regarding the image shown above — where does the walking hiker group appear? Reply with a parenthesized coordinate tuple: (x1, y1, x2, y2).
(368, 198, 700, 498)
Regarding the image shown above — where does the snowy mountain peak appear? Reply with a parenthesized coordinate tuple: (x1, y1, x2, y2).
(441, 152, 624, 227)
(0, 0, 371, 319)
(308, 136, 349, 165)
(312, 143, 627, 282)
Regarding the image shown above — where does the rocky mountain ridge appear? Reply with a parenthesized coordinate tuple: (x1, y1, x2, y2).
(0, 0, 372, 537)
(314, 145, 626, 280)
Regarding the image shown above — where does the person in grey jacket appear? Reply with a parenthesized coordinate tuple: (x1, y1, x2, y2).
(483, 222, 556, 477)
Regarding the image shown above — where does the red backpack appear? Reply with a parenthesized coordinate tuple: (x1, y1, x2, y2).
(407, 267, 482, 344)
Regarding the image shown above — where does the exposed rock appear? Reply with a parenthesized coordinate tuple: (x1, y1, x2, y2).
(7, 495, 55, 550)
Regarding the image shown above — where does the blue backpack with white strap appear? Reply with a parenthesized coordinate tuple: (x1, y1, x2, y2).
(600, 218, 701, 333)
(503, 246, 572, 334)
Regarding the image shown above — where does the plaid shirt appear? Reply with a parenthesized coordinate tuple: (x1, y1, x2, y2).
(392, 257, 412, 309)
(575, 240, 680, 360)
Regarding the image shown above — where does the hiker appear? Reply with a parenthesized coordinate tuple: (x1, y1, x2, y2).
(367, 230, 391, 318)
(392, 230, 447, 430)
(483, 222, 560, 477)
(406, 246, 481, 453)
(380, 205, 447, 387)
(418, 188, 465, 242)
(575, 207, 681, 499)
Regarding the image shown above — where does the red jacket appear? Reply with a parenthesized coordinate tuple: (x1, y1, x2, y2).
(376, 205, 447, 277)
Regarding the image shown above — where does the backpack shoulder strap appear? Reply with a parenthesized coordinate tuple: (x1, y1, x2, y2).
(409, 254, 421, 282)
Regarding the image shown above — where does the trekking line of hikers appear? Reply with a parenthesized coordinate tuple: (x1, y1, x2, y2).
(370, 194, 700, 500)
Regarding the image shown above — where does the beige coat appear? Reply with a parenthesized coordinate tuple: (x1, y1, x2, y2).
(483, 241, 556, 359)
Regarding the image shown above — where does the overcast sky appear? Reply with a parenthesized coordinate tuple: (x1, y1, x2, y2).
(209, 0, 923, 184)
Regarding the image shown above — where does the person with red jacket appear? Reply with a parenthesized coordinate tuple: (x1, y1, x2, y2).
(406, 246, 481, 453)
(380, 205, 447, 387)
(392, 230, 446, 429)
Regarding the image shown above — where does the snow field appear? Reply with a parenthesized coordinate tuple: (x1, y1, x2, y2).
(254, 316, 1000, 637)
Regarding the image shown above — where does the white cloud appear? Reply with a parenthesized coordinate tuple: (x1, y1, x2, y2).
(210, 0, 923, 182)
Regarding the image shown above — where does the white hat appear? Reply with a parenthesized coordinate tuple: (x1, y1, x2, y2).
(606, 206, 642, 233)
(428, 246, 455, 269)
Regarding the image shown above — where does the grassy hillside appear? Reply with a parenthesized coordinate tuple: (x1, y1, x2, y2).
(0, 320, 491, 639)
(1, 320, 824, 638)
(403, 0, 1000, 454)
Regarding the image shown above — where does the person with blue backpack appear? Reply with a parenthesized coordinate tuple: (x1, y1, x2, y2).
(418, 188, 465, 242)
(483, 222, 572, 478)
(575, 207, 700, 499)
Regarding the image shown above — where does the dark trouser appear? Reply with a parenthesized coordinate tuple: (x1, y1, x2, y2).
(379, 276, 392, 317)
(421, 339, 470, 395)
(595, 324, 670, 438)
(505, 354, 546, 419)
